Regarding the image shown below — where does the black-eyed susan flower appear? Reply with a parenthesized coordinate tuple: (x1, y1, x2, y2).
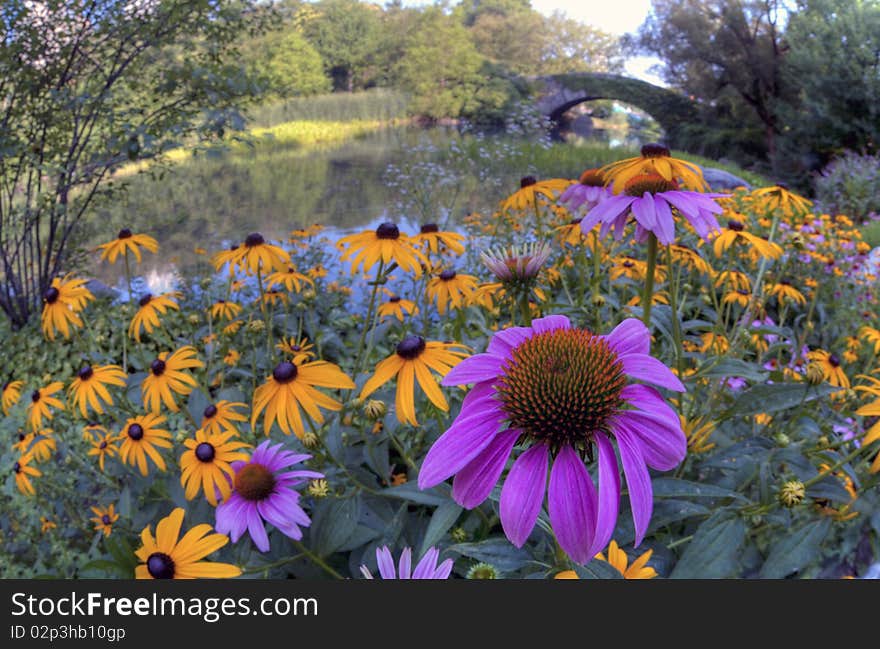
(96, 229, 159, 264)
(223, 349, 241, 366)
(258, 289, 287, 308)
(128, 292, 180, 342)
(275, 337, 315, 364)
(141, 346, 203, 413)
(13, 453, 40, 496)
(711, 218, 782, 259)
(2, 380, 23, 415)
(24, 430, 56, 462)
(40, 275, 94, 340)
(180, 429, 250, 505)
(88, 432, 118, 471)
(859, 326, 880, 355)
(700, 332, 729, 354)
(337, 222, 427, 277)
(307, 264, 328, 279)
(723, 288, 752, 308)
(412, 223, 466, 255)
(26, 381, 65, 431)
(426, 269, 478, 315)
(500, 176, 572, 212)
(595, 540, 658, 579)
(90, 504, 119, 537)
(222, 320, 243, 336)
(40, 517, 56, 534)
(669, 244, 713, 275)
(265, 265, 314, 293)
(117, 413, 172, 476)
(750, 184, 813, 216)
(681, 414, 716, 453)
(768, 280, 806, 306)
(209, 300, 242, 321)
(600, 143, 709, 193)
(714, 270, 751, 292)
(378, 295, 418, 322)
(211, 244, 245, 277)
(239, 232, 290, 275)
(200, 401, 248, 436)
(135, 507, 241, 579)
(251, 360, 355, 438)
(558, 168, 611, 214)
(806, 350, 850, 388)
(68, 364, 127, 418)
(82, 422, 107, 442)
(360, 336, 468, 426)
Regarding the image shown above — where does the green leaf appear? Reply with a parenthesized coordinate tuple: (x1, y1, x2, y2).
(383, 482, 450, 507)
(310, 496, 360, 556)
(187, 389, 211, 424)
(669, 510, 746, 578)
(447, 538, 532, 573)
(419, 501, 462, 556)
(651, 477, 746, 501)
(805, 477, 853, 504)
(693, 358, 768, 383)
(759, 518, 831, 578)
(573, 560, 623, 579)
(724, 382, 841, 418)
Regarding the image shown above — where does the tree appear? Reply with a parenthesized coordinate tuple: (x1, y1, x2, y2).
(778, 0, 880, 168)
(0, 0, 263, 327)
(242, 28, 331, 98)
(301, 0, 383, 91)
(637, 0, 792, 168)
(538, 11, 624, 74)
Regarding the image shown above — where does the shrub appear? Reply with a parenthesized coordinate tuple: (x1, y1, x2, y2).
(814, 151, 880, 223)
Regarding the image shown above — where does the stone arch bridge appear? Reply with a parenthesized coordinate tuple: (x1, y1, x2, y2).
(531, 73, 699, 148)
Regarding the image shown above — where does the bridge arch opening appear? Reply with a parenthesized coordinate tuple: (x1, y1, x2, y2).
(552, 98, 664, 149)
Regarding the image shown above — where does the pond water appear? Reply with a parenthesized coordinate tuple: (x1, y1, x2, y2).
(88, 125, 633, 296)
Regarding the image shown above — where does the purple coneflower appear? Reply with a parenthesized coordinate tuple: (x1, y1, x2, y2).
(359, 546, 453, 579)
(558, 168, 611, 213)
(580, 172, 728, 244)
(215, 440, 323, 552)
(418, 315, 687, 565)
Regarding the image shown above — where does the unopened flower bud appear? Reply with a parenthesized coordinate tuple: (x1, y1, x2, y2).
(774, 432, 791, 447)
(591, 294, 606, 307)
(301, 431, 320, 449)
(466, 562, 500, 579)
(363, 399, 387, 420)
(307, 478, 329, 498)
(805, 362, 825, 385)
(779, 480, 805, 507)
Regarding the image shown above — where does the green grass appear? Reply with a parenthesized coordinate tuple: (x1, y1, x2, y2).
(249, 89, 411, 128)
(861, 220, 880, 248)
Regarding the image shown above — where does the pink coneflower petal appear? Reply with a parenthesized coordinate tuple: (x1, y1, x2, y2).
(442, 354, 504, 385)
(585, 194, 635, 225)
(247, 505, 270, 552)
(398, 547, 412, 579)
(452, 429, 520, 508)
(615, 427, 653, 546)
(620, 354, 686, 391)
(418, 402, 506, 488)
(377, 546, 396, 579)
(616, 412, 686, 471)
(654, 195, 675, 243)
(605, 318, 650, 357)
(591, 432, 621, 557)
(530, 314, 571, 333)
(631, 194, 658, 234)
(412, 548, 440, 579)
(548, 446, 597, 564)
(487, 326, 532, 356)
(500, 444, 549, 547)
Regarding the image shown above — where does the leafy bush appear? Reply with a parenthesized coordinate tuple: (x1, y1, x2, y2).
(814, 151, 880, 223)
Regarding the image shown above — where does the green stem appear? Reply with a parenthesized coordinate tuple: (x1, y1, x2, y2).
(802, 443, 874, 489)
(642, 233, 659, 326)
(666, 245, 684, 377)
(291, 540, 344, 579)
(353, 261, 385, 378)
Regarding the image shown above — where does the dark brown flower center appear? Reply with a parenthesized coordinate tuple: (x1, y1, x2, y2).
(624, 173, 679, 196)
(13, 461, 21, 473)
(99, 440, 108, 450)
(569, 217, 584, 226)
(203, 404, 218, 419)
(150, 359, 166, 376)
(520, 176, 537, 188)
(579, 169, 605, 186)
(234, 463, 276, 501)
(396, 336, 426, 360)
(101, 514, 111, 525)
(118, 228, 133, 239)
(389, 296, 401, 303)
(828, 354, 840, 367)
(245, 232, 265, 247)
(273, 361, 298, 383)
(737, 288, 750, 295)
(195, 442, 216, 463)
(127, 423, 144, 441)
(31, 390, 41, 403)
(138, 294, 153, 307)
(497, 328, 626, 449)
(146, 552, 175, 579)
(18, 433, 25, 442)
(727, 220, 745, 232)
(77, 366, 93, 381)
(641, 143, 671, 158)
(375, 222, 400, 240)
(420, 223, 439, 233)
(439, 269, 457, 281)
(44, 287, 59, 304)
